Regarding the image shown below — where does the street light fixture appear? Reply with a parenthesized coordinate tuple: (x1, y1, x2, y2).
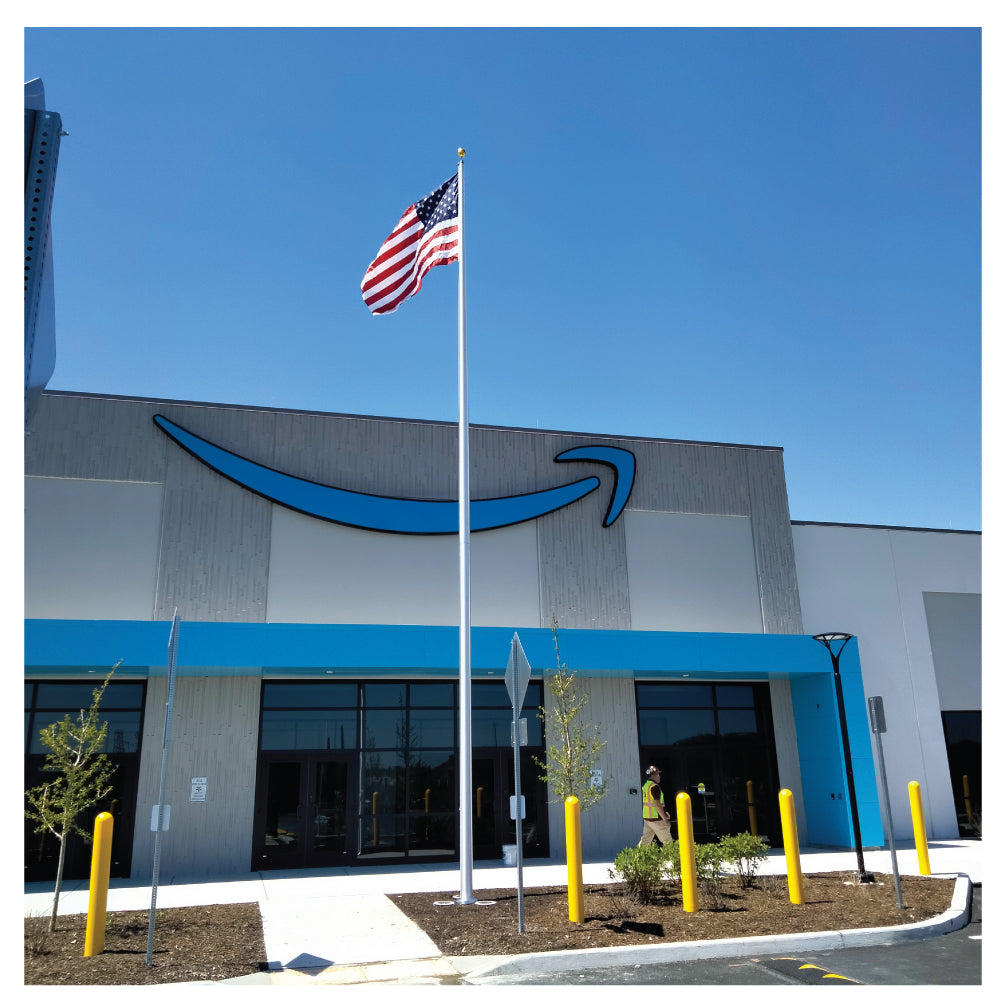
(812, 632, 875, 884)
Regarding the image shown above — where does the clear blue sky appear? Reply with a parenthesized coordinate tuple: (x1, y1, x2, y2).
(24, 26, 982, 530)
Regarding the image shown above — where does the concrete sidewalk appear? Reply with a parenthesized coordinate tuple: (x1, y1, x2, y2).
(24, 839, 981, 985)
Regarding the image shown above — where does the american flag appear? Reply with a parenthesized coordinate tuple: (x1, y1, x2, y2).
(361, 174, 460, 315)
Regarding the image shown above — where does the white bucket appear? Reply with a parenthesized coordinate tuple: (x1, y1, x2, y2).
(502, 844, 518, 866)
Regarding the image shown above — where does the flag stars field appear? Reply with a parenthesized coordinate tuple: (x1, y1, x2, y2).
(361, 174, 460, 315)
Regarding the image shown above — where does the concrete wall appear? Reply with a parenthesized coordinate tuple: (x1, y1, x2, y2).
(541, 675, 641, 860)
(266, 510, 542, 627)
(25, 391, 809, 875)
(624, 512, 763, 633)
(924, 592, 982, 712)
(792, 523, 981, 840)
(768, 676, 808, 842)
(25, 478, 163, 620)
(25, 392, 802, 636)
(132, 675, 260, 879)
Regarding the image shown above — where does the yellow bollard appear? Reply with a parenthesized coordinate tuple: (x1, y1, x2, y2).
(908, 781, 932, 874)
(746, 780, 758, 837)
(84, 812, 114, 956)
(565, 796, 584, 923)
(778, 789, 804, 904)
(476, 786, 483, 818)
(675, 792, 698, 913)
(962, 775, 973, 828)
(424, 788, 430, 813)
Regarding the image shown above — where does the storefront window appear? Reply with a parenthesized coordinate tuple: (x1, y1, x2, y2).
(408, 709, 455, 748)
(359, 749, 406, 857)
(410, 683, 455, 707)
(636, 680, 779, 843)
(256, 678, 545, 866)
(24, 680, 146, 882)
(25, 681, 145, 754)
(404, 750, 455, 854)
(362, 682, 406, 707)
(717, 709, 759, 737)
(941, 710, 981, 837)
(361, 708, 406, 749)
(260, 710, 357, 750)
(715, 685, 755, 708)
(639, 708, 716, 746)
(262, 683, 357, 708)
(636, 684, 713, 708)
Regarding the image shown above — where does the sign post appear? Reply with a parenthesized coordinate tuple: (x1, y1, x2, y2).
(505, 633, 531, 934)
(147, 612, 180, 966)
(868, 696, 903, 908)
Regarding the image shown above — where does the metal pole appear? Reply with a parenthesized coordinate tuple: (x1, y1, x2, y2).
(146, 612, 180, 965)
(870, 716, 904, 908)
(455, 149, 475, 905)
(512, 703, 525, 933)
(813, 633, 874, 883)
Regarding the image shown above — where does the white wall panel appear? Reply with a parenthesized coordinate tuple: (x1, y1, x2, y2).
(625, 512, 763, 633)
(24, 477, 162, 620)
(792, 524, 981, 840)
(768, 677, 807, 841)
(266, 509, 541, 627)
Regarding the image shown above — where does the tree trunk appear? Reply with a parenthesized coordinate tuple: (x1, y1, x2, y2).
(47, 830, 68, 932)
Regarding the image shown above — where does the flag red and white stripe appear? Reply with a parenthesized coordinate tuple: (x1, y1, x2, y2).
(361, 174, 459, 315)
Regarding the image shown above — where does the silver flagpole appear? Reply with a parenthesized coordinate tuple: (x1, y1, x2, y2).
(456, 148, 476, 904)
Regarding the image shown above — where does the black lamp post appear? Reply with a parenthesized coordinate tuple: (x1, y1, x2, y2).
(812, 632, 875, 884)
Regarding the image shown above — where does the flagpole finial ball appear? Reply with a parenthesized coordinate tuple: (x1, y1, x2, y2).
(457, 148, 466, 158)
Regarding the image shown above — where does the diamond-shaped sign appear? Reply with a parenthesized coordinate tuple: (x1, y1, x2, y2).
(504, 633, 531, 712)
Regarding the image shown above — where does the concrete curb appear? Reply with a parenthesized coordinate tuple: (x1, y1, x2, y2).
(449, 874, 972, 981)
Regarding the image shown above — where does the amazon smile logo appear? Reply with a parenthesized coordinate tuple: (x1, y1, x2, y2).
(154, 415, 635, 535)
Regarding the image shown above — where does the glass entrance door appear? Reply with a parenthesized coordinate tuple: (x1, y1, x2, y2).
(471, 749, 548, 860)
(254, 753, 354, 869)
(636, 681, 781, 844)
(681, 751, 723, 840)
(472, 756, 499, 858)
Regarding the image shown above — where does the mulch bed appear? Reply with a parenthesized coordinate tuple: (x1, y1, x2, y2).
(24, 904, 268, 986)
(391, 872, 958, 957)
(24, 872, 958, 985)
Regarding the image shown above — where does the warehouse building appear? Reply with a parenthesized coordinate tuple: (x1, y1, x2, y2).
(24, 390, 980, 881)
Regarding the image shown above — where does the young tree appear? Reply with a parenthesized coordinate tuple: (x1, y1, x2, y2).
(533, 617, 608, 811)
(25, 663, 121, 930)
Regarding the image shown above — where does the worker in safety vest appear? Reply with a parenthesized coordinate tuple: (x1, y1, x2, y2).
(638, 764, 673, 845)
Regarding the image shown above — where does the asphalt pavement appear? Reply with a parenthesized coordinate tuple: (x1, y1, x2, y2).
(23, 838, 981, 986)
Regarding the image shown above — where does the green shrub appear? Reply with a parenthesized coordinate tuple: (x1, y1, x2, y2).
(717, 832, 770, 888)
(661, 839, 724, 881)
(696, 841, 728, 908)
(609, 844, 671, 902)
(661, 839, 727, 907)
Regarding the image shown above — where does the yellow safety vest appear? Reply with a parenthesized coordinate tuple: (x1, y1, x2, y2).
(642, 780, 660, 820)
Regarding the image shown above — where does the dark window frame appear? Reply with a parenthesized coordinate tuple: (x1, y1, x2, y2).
(24, 679, 147, 756)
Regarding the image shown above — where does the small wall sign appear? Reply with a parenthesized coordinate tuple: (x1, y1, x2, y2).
(190, 777, 207, 802)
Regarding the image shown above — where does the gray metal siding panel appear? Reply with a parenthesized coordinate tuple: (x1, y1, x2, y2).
(25, 393, 167, 482)
(627, 439, 751, 516)
(28, 393, 800, 635)
(271, 410, 457, 499)
(542, 675, 640, 859)
(132, 675, 260, 879)
(152, 403, 276, 623)
(530, 430, 633, 631)
(745, 450, 803, 634)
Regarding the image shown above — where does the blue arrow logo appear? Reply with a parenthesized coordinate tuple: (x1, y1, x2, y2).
(154, 415, 635, 535)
